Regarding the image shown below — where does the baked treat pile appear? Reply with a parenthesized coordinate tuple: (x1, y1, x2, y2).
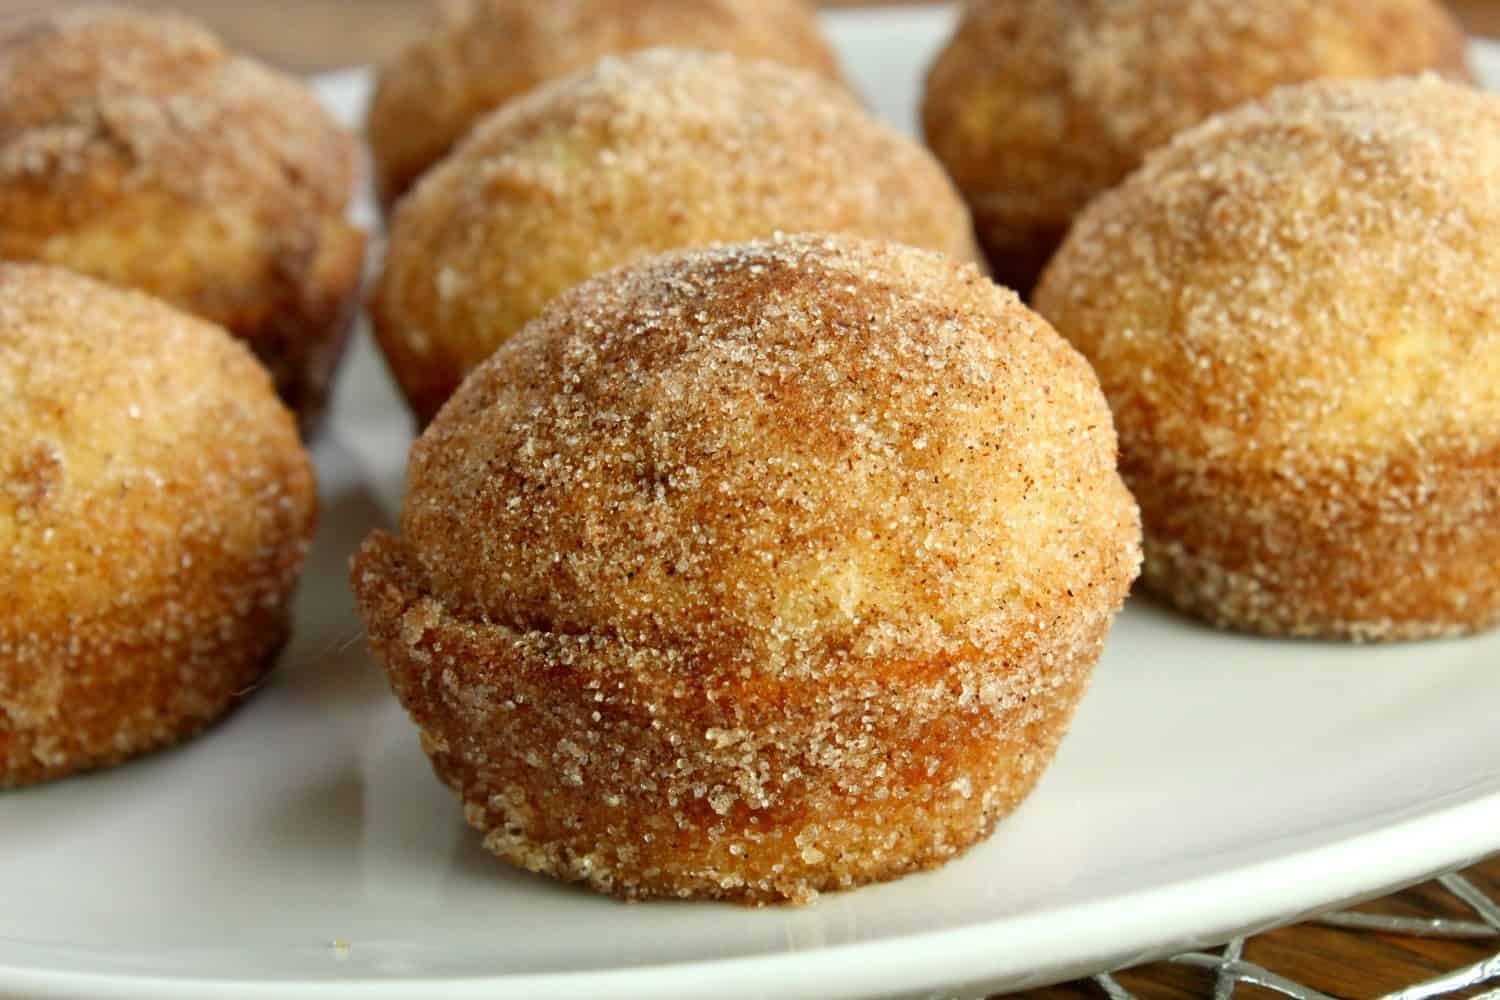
(1036, 75, 1500, 640)
(372, 48, 980, 424)
(0, 265, 316, 787)
(922, 0, 1471, 294)
(0, 6, 366, 433)
(367, 0, 843, 209)
(354, 235, 1141, 902)
(8, 0, 1489, 911)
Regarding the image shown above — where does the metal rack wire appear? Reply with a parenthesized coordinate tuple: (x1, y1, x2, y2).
(1095, 873, 1500, 1000)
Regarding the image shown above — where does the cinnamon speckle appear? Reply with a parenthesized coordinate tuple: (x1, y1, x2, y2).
(1036, 76, 1500, 640)
(0, 263, 316, 786)
(371, 48, 980, 424)
(354, 235, 1140, 903)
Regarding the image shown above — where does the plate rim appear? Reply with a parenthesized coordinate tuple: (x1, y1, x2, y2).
(5, 780, 1498, 999)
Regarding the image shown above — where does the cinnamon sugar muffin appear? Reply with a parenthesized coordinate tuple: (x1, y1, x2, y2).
(372, 49, 982, 424)
(1, 265, 316, 787)
(923, 0, 1472, 295)
(1035, 76, 1500, 641)
(353, 235, 1141, 903)
(0, 6, 366, 433)
(366, 0, 842, 209)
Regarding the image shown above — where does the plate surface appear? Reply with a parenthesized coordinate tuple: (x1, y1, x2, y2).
(4, 7, 1500, 1000)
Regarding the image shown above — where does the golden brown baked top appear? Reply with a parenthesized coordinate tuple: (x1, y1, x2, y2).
(0, 5, 354, 212)
(1036, 75, 1500, 462)
(0, 262, 315, 647)
(373, 48, 982, 420)
(366, 0, 841, 205)
(400, 234, 1140, 679)
(924, 0, 1472, 228)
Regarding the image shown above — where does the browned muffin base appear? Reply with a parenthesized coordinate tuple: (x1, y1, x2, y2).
(1131, 443, 1500, 641)
(353, 532, 1106, 904)
(1, 605, 291, 789)
(232, 221, 367, 437)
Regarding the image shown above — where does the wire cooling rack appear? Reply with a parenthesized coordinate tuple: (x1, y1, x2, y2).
(1091, 868, 1500, 1000)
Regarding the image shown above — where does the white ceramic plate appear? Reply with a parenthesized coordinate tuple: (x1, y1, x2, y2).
(5, 7, 1500, 1000)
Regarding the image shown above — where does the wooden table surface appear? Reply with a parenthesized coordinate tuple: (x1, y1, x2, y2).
(1, 1, 1496, 997)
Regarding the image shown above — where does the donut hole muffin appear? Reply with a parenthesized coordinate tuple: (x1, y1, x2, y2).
(372, 48, 982, 424)
(1035, 75, 1500, 640)
(922, 0, 1472, 295)
(0, 6, 366, 433)
(354, 235, 1141, 903)
(1, 264, 317, 787)
(366, 0, 842, 209)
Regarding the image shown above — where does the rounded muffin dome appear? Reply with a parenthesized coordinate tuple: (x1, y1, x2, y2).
(366, 0, 842, 208)
(922, 0, 1472, 294)
(354, 235, 1140, 902)
(1, 264, 316, 786)
(1035, 75, 1500, 640)
(371, 48, 982, 424)
(402, 241, 1125, 664)
(0, 6, 366, 432)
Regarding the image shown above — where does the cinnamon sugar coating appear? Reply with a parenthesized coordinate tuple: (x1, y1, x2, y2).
(1, 265, 316, 787)
(1035, 76, 1500, 641)
(0, 6, 366, 434)
(372, 48, 983, 424)
(353, 235, 1141, 902)
(922, 0, 1472, 295)
(366, 0, 842, 209)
